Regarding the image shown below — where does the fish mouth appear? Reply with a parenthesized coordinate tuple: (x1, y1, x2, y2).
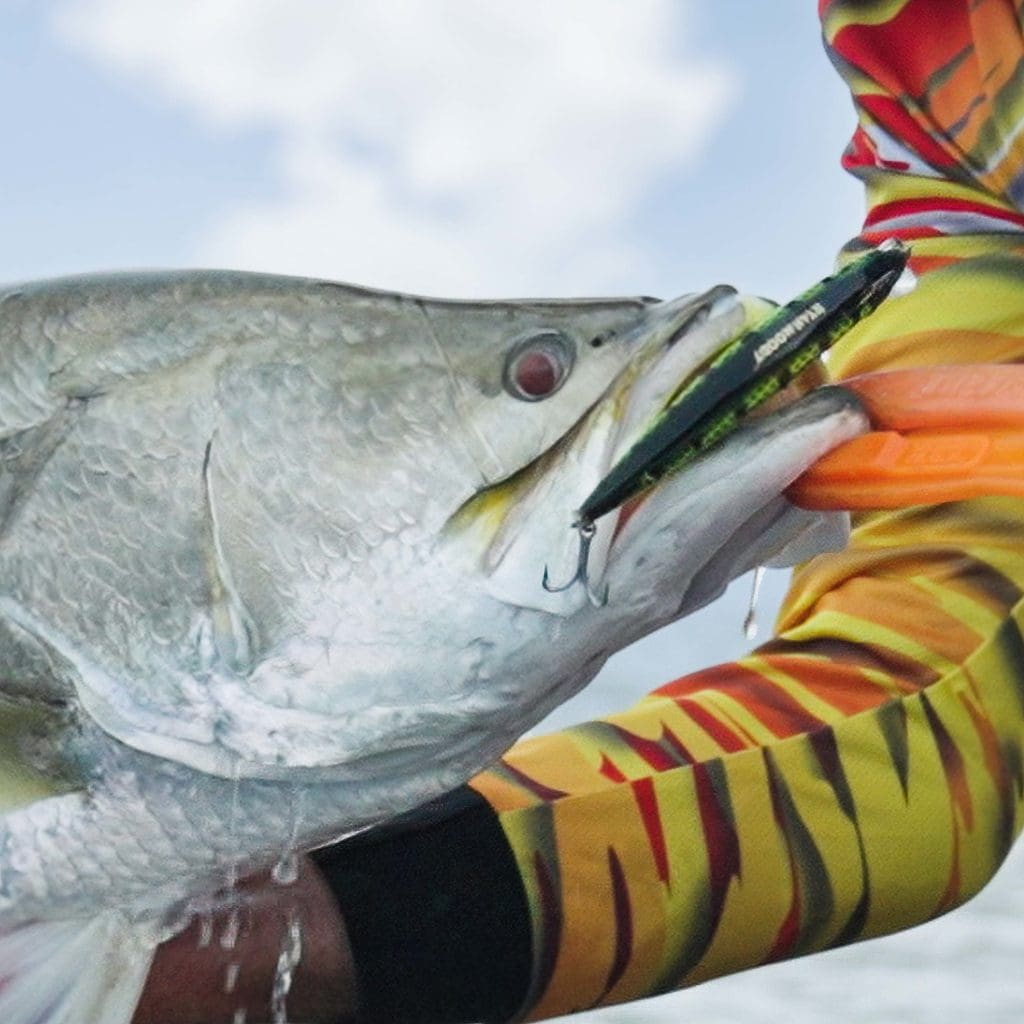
(587, 240, 910, 535)
(528, 287, 767, 603)
(536, 292, 826, 605)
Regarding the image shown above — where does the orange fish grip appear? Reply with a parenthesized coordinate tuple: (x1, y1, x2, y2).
(787, 365, 1024, 510)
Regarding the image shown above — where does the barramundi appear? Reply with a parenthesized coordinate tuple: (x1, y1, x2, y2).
(0, 269, 867, 1023)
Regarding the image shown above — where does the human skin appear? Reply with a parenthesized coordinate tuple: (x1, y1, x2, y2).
(132, 860, 357, 1024)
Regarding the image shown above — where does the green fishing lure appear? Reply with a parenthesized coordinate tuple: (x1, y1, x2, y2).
(543, 238, 910, 600)
(579, 239, 910, 526)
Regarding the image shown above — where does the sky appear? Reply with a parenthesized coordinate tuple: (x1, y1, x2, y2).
(11, 5, 1017, 1024)
(3, 1, 862, 300)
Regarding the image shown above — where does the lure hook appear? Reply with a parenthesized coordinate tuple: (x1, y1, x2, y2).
(541, 518, 609, 607)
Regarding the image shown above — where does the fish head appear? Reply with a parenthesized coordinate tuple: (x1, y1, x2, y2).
(189, 284, 762, 778)
(0, 272, 863, 804)
(440, 285, 789, 615)
(205, 282, 861, 789)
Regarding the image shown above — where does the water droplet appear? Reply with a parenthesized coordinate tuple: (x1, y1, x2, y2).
(271, 851, 299, 887)
(224, 961, 240, 994)
(220, 905, 241, 951)
(270, 909, 304, 1024)
(225, 760, 243, 891)
(197, 911, 214, 950)
(743, 566, 766, 641)
(271, 785, 304, 887)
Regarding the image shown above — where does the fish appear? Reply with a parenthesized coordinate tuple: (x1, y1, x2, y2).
(0, 269, 867, 1023)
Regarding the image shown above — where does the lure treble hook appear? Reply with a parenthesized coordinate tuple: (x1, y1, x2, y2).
(541, 517, 609, 607)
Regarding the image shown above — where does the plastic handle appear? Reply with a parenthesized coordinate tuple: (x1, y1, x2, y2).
(789, 429, 1024, 509)
(838, 364, 1024, 431)
(788, 366, 1024, 510)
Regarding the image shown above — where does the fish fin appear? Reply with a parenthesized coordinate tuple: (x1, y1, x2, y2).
(0, 912, 157, 1024)
(0, 696, 81, 815)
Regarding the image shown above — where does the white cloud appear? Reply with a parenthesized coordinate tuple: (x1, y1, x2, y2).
(53, 0, 737, 296)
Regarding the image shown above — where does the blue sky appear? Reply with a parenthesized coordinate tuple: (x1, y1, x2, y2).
(0, 3, 277, 280)
(2, 2, 862, 299)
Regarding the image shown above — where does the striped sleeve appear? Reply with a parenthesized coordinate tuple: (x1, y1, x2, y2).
(464, 1, 1024, 1018)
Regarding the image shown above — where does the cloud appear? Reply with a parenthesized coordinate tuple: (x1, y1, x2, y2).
(53, 0, 737, 296)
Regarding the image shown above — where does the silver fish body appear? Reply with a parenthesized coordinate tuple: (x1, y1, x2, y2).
(0, 270, 866, 938)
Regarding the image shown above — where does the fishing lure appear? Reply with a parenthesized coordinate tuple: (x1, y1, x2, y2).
(544, 238, 911, 598)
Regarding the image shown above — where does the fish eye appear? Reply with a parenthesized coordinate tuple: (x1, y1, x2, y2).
(503, 332, 574, 401)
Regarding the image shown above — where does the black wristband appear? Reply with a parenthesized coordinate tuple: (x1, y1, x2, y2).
(312, 786, 532, 1023)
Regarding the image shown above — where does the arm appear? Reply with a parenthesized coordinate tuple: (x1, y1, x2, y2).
(461, 2, 1024, 1015)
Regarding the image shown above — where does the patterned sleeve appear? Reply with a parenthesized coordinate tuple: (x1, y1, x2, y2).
(315, 2, 1024, 1021)
(464, 1, 1024, 1018)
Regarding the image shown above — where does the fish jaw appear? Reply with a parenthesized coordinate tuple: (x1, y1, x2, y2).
(436, 395, 869, 761)
(600, 387, 869, 634)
